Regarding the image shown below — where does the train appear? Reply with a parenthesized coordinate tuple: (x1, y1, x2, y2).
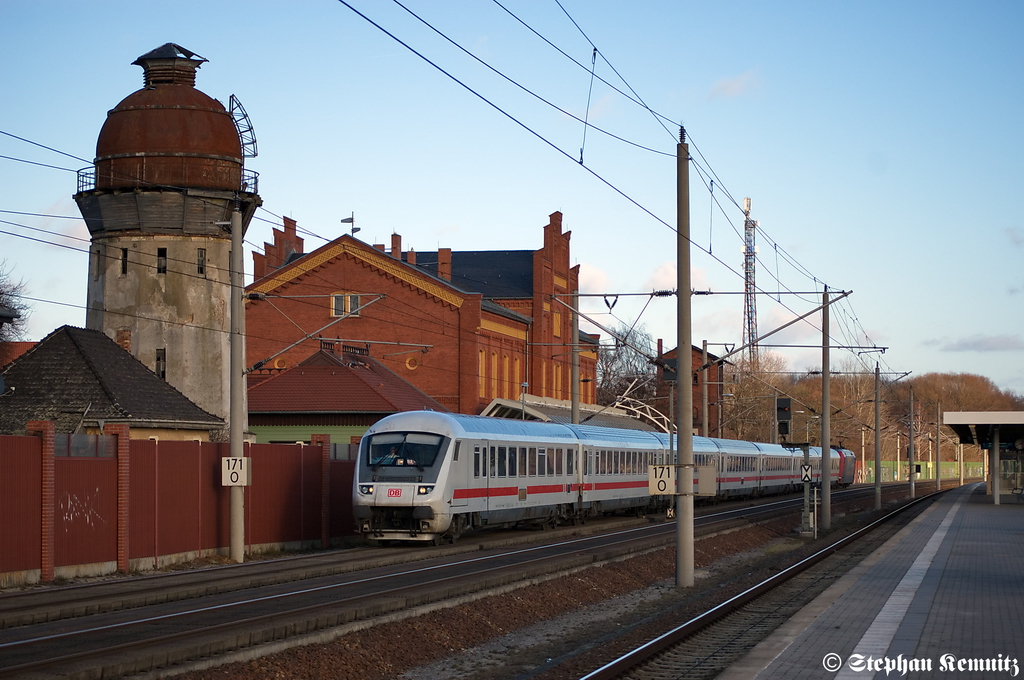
(352, 411, 857, 544)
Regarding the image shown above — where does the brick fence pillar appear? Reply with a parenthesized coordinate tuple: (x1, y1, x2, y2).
(105, 424, 131, 573)
(26, 421, 55, 582)
(311, 434, 331, 549)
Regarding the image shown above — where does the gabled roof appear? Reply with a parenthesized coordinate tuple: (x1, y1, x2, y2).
(0, 326, 222, 434)
(247, 348, 449, 415)
(248, 236, 468, 309)
(414, 250, 535, 299)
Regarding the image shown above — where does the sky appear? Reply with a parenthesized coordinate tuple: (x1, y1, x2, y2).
(2, 1, 1023, 395)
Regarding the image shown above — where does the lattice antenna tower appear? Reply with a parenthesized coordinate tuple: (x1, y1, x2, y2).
(742, 197, 758, 362)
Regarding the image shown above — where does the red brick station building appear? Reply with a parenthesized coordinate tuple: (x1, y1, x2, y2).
(245, 211, 599, 416)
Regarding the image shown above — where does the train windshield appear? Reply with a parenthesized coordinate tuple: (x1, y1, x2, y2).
(366, 432, 446, 469)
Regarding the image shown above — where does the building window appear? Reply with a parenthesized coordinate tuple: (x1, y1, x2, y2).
(491, 352, 498, 398)
(479, 350, 486, 399)
(155, 348, 167, 380)
(120, 248, 128, 276)
(331, 292, 360, 317)
(503, 354, 510, 399)
(197, 248, 206, 276)
(156, 248, 167, 274)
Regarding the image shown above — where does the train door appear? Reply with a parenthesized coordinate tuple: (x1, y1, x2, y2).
(574, 444, 585, 517)
(737, 454, 749, 493)
(451, 439, 470, 508)
(756, 452, 764, 494)
(468, 441, 491, 513)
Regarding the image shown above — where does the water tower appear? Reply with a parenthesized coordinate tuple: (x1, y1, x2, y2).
(74, 43, 261, 433)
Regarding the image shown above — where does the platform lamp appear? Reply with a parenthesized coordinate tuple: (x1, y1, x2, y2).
(341, 213, 359, 235)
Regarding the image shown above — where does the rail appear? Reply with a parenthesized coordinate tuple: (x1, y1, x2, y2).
(579, 487, 948, 680)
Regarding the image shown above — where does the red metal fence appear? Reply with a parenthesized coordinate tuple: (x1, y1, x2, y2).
(0, 424, 357, 584)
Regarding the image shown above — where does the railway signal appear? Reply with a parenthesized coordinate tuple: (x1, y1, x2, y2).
(776, 397, 792, 437)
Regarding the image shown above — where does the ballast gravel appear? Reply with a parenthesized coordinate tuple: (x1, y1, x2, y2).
(176, 488, 907, 680)
(175, 519, 811, 680)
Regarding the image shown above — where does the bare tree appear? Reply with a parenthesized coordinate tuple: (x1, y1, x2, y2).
(720, 351, 791, 442)
(0, 261, 29, 345)
(596, 323, 656, 406)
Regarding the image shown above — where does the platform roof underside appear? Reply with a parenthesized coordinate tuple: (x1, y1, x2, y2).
(944, 412, 1024, 447)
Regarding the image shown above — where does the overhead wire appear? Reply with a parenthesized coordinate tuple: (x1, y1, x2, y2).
(490, 0, 677, 135)
(552, 0, 676, 142)
(387, 0, 672, 158)
(478, 5, 861, 322)
(2, 10, 889, 382)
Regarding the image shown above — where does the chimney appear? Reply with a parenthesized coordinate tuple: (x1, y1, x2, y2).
(373, 244, 386, 252)
(116, 329, 132, 352)
(438, 248, 452, 281)
(407, 248, 417, 265)
(391, 233, 402, 259)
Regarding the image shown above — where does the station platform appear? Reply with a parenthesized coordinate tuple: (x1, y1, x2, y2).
(720, 483, 1024, 679)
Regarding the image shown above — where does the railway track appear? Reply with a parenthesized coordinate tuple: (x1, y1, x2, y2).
(576, 487, 952, 680)
(0, 483, 917, 679)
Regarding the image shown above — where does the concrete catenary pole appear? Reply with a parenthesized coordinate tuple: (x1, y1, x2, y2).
(820, 289, 831, 530)
(571, 289, 580, 425)
(993, 425, 1001, 505)
(676, 127, 694, 587)
(958, 442, 964, 487)
(935, 401, 941, 489)
(230, 205, 246, 563)
(874, 362, 882, 510)
(701, 341, 709, 437)
(908, 385, 916, 499)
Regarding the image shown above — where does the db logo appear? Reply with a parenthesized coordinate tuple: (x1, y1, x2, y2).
(387, 488, 402, 497)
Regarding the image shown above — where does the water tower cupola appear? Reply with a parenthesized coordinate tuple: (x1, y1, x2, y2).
(93, 43, 244, 193)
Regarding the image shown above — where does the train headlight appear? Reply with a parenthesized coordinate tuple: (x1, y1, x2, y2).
(358, 484, 375, 495)
(417, 485, 434, 495)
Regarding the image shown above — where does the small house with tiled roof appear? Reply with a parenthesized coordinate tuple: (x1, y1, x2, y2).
(0, 325, 223, 439)
(247, 343, 448, 446)
(245, 211, 599, 416)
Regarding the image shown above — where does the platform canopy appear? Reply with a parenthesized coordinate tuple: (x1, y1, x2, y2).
(943, 411, 1024, 449)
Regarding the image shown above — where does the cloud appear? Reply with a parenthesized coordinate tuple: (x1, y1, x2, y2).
(642, 262, 710, 291)
(709, 69, 762, 100)
(643, 262, 676, 292)
(577, 262, 608, 294)
(938, 335, 1024, 352)
(1006, 227, 1024, 248)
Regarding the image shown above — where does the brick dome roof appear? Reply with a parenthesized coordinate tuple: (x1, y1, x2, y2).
(93, 44, 242, 191)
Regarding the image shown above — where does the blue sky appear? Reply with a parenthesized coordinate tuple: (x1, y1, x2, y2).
(2, 1, 1022, 394)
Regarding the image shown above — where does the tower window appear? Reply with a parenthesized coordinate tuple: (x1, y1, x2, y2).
(120, 248, 128, 276)
(157, 248, 167, 274)
(331, 293, 361, 317)
(197, 248, 206, 276)
(155, 348, 167, 380)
